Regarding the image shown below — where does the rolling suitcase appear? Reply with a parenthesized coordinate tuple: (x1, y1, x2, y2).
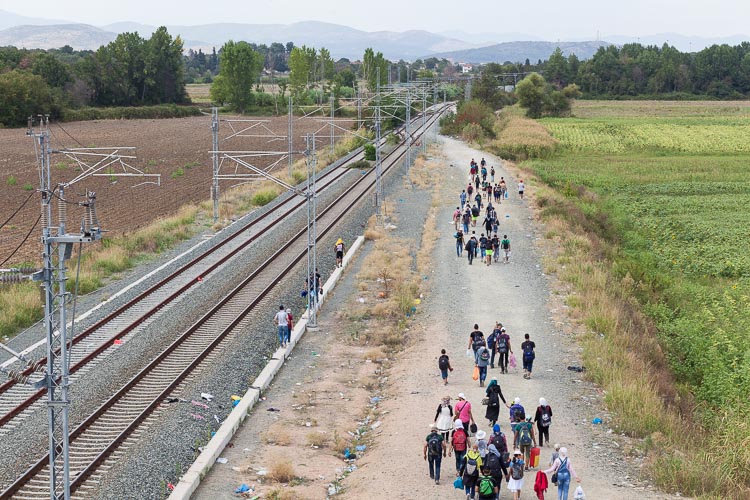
(528, 446, 540, 468)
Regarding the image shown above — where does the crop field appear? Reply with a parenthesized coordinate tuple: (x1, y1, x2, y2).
(523, 100, 750, 494)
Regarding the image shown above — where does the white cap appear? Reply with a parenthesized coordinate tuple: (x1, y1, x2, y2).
(458, 393, 466, 399)
(514, 397, 521, 404)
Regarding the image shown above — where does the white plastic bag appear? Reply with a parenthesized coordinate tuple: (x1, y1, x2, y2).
(574, 485, 585, 500)
(466, 348, 473, 358)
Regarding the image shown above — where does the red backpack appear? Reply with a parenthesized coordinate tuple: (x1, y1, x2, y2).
(452, 428, 468, 452)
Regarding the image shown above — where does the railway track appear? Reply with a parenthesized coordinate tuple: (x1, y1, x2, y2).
(0, 105, 450, 499)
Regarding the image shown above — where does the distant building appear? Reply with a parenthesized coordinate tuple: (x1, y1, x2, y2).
(460, 63, 473, 74)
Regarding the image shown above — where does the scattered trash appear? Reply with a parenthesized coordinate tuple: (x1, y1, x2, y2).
(370, 397, 381, 404)
(574, 485, 586, 499)
(235, 484, 251, 494)
(343, 448, 356, 459)
(592, 417, 603, 425)
(165, 397, 180, 404)
(357, 297, 365, 303)
(167, 482, 175, 491)
(113, 339, 123, 346)
(231, 395, 242, 407)
(414, 299, 421, 305)
(305, 422, 312, 427)
(567, 366, 586, 373)
(191, 400, 209, 409)
(371, 421, 382, 429)
(256, 469, 267, 476)
(267, 407, 281, 412)
(260, 396, 267, 401)
(355, 445, 367, 452)
(200, 392, 214, 402)
(505, 214, 510, 219)
(214, 415, 221, 424)
(216, 457, 228, 464)
(328, 485, 339, 496)
(345, 464, 358, 473)
(311, 351, 319, 356)
(211, 431, 216, 437)
(189, 413, 205, 421)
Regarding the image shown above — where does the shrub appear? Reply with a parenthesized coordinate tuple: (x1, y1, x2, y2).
(348, 160, 371, 169)
(268, 456, 296, 483)
(60, 104, 201, 122)
(22, 183, 34, 191)
(6, 175, 17, 186)
(251, 187, 280, 206)
(363, 143, 376, 161)
(461, 122, 485, 143)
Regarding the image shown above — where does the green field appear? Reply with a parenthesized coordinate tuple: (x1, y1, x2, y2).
(525, 101, 750, 496)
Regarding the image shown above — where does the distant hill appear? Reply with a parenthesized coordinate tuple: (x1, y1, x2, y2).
(0, 9, 67, 30)
(0, 24, 117, 50)
(430, 41, 612, 64)
(0, 18, 481, 60)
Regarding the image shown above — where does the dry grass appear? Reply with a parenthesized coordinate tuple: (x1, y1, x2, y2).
(268, 455, 296, 483)
(331, 429, 351, 455)
(489, 110, 558, 161)
(0, 282, 43, 338)
(263, 424, 292, 446)
(305, 431, 329, 447)
(264, 487, 300, 500)
(363, 347, 387, 361)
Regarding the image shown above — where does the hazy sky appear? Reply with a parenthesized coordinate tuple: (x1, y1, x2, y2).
(2, 0, 749, 38)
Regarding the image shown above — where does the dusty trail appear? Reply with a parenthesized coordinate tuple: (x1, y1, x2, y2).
(344, 137, 679, 499)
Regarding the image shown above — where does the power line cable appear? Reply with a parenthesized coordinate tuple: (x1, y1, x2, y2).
(0, 191, 35, 231)
(0, 214, 41, 267)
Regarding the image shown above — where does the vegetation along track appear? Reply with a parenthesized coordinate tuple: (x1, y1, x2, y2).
(0, 105, 449, 499)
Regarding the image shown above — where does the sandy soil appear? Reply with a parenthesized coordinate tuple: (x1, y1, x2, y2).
(191, 136, 684, 500)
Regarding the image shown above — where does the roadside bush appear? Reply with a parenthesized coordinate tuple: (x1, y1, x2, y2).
(251, 187, 280, 206)
(440, 100, 495, 138)
(60, 104, 201, 122)
(363, 143, 376, 160)
(461, 122, 485, 143)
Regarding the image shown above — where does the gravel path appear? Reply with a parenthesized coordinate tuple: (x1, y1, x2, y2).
(344, 136, 683, 499)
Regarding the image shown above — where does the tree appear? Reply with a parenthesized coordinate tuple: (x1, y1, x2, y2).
(516, 72, 548, 118)
(288, 46, 311, 95)
(0, 70, 54, 126)
(210, 40, 263, 112)
(143, 27, 187, 104)
(319, 47, 335, 81)
(32, 52, 71, 88)
(545, 47, 569, 87)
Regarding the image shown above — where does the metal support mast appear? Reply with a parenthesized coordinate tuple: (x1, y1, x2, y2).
(405, 88, 412, 168)
(305, 134, 318, 328)
(211, 107, 220, 223)
(329, 96, 335, 152)
(374, 68, 383, 223)
(288, 95, 294, 178)
(422, 89, 427, 153)
(465, 78, 472, 101)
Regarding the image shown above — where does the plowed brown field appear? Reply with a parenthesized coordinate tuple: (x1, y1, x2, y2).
(0, 114, 350, 265)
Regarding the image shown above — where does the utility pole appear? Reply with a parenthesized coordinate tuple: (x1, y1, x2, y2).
(375, 67, 383, 224)
(329, 96, 335, 152)
(288, 95, 294, 179)
(211, 107, 219, 223)
(405, 87, 412, 169)
(356, 86, 362, 131)
(422, 88, 427, 153)
(465, 78, 472, 101)
(26, 116, 157, 500)
(305, 134, 318, 328)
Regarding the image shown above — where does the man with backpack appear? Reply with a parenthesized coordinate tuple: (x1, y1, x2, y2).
(438, 348, 454, 386)
(500, 234, 511, 263)
(486, 326, 498, 369)
(462, 210, 471, 234)
(476, 466, 499, 500)
(534, 397, 553, 447)
(496, 327, 511, 374)
(455, 229, 465, 258)
(514, 416, 536, 470)
(521, 333, 536, 380)
(466, 235, 477, 265)
(476, 340, 490, 387)
(460, 189, 467, 208)
(489, 424, 510, 476)
(423, 424, 446, 485)
(449, 419, 468, 475)
(460, 443, 483, 499)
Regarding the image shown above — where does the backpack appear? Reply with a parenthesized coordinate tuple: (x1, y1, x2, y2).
(452, 428, 467, 452)
(490, 431, 507, 453)
(511, 405, 525, 422)
(497, 335, 508, 353)
(336, 243, 344, 252)
(465, 454, 478, 477)
(479, 347, 490, 362)
(438, 355, 450, 371)
(539, 405, 552, 427)
(518, 423, 532, 446)
(487, 332, 497, 349)
(478, 476, 494, 497)
(523, 343, 535, 361)
(428, 433, 442, 456)
(485, 453, 501, 474)
(511, 460, 524, 480)
(501, 239, 510, 249)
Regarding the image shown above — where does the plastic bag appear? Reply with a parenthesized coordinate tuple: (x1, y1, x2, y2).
(509, 352, 517, 369)
(574, 485, 585, 499)
(466, 348, 473, 358)
(453, 476, 463, 489)
(472, 365, 479, 381)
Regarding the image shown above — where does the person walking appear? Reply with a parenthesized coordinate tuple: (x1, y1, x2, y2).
(518, 179, 525, 200)
(466, 234, 477, 265)
(521, 333, 536, 380)
(514, 416, 536, 470)
(460, 189, 467, 208)
(497, 326, 511, 373)
(438, 348, 454, 385)
(284, 308, 294, 345)
(274, 304, 289, 347)
(490, 166, 495, 183)
(477, 465, 499, 500)
(455, 229, 465, 258)
(479, 233, 488, 261)
(334, 238, 345, 267)
(460, 443, 482, 499)
(455, 393, 476, 435)
(509, 397, 525, 425)
(450, 419, 468, 475)
(435, 396, 454, 440)
(454, 206, 462, 230)
(424, 424, 447, 485)
(534, 398, 553, 447)
(543, 447, 581, 500)
(484, 377, 509, 427)
(462, 209, 471, 234)
(508, 450, 525, 500)
(486, 326, 499, 369)
(476, 341, 490, 387)
(476, 429, 489, 459)
(468, 324, 485, 361)
(489, 424, 510, 477)
(500, 235, 511, 263)
(485, 443, 508, 495)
